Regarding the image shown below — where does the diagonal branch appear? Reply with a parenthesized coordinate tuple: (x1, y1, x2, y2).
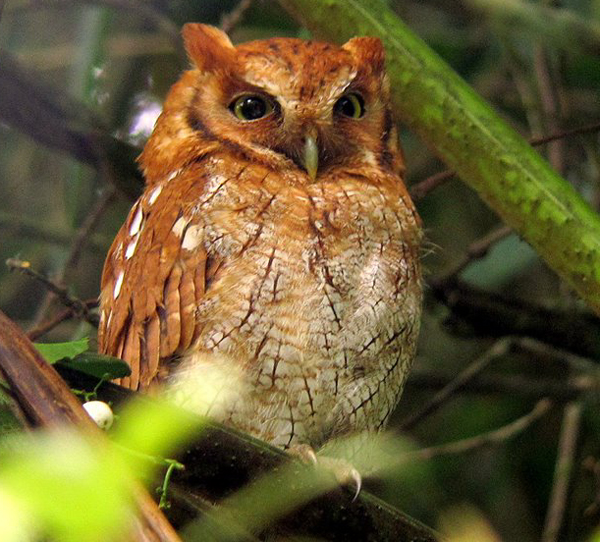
(402, 398, 552, 462)
(6, 258, 99, 327)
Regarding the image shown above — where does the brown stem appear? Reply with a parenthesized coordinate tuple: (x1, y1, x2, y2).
(6, 258, 99, 327)
(541, 401, 583, 542)
(402, 399, 552, 462)
(27, 299, 99, 341)
(410, 169, 455, 200)
(220, 0, 255, 34)
(407, 370, 597, 400)
(436, 224, 513, 281)
(400, 338, 512, 430)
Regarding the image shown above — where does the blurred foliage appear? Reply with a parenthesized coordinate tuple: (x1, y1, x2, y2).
(0, 0, 599, 540)
(0, 394, 205, 541)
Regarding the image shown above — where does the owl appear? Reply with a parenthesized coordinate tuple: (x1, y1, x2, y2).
(98, 24, 422, 452)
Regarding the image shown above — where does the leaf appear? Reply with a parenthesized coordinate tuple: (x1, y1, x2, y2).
(35, 339, 89, 364)
(0, 429, 135, 541)
(55, 353, 131, 380)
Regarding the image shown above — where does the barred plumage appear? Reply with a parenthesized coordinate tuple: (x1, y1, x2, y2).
(99, 23, 422, 450)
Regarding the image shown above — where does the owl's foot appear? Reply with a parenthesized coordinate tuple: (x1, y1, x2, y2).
(287, 443, 362, 500)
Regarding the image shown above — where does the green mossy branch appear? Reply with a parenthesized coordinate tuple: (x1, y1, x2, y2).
(279, 0, 600, 314)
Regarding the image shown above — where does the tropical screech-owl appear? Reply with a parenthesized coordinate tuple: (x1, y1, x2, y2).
(98, 24, 422, 451)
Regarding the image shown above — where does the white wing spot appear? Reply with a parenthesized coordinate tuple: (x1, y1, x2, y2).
(166, 168, 182, 183)
(181, 224, 203, 251)
(113, 270, 125, 299)
(148, 185, 162, 205)
(172, 216, 188, 237)
(125, 235, 139, 260)
(129, 206, 144, 236)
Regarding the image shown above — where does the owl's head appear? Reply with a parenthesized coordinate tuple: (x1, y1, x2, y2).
(141, 24, 403, 183)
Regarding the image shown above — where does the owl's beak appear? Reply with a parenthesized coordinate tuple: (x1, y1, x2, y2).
(303, 132, 318, 180)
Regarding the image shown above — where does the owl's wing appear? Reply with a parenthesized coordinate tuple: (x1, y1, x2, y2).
(98, 168, 216, 390)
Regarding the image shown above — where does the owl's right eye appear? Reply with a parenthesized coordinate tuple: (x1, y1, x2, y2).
(230, 95, 274, 121)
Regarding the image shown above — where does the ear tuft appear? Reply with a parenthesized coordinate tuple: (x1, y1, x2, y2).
(182, 23, 236, 72)
(342, 37, 385, 72)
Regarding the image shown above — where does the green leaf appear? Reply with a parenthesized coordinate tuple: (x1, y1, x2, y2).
(56, 353, 131, 380)
(35, 339, 89, 364)
(0, 430, 134, 541)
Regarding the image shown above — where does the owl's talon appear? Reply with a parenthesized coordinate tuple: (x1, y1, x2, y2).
(350, 468, 362, 501)
(319, 458, 362, 499)
(288, 444, 362, 499)
(288, 443, 318, 466)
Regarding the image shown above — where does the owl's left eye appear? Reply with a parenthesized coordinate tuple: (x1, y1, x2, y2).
(230, 95, 274, 121)
(334, 92, 365, 119)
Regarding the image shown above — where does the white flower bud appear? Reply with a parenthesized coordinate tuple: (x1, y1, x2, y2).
(83, 400, 114, 430)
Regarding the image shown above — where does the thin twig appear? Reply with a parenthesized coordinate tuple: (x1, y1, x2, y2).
(400, 338, 512, 431)
(8, 0, 179, 44)
(220, 0, 255, 34)
(582, 456, 600, 517)
(27, 298, 99, 341)
(408, 370, 598, 400)
(63, 186, 116, 272)
(542, 401, 583, 542)
(434, 224, 513, 283)
(401, 399, 552, 462)
(6, 258, 99, 327)
(514, 336, 600, 374)
(529, 121, 600, 147)
(409, 121, 600, 200)
(33, 186, 115, 326)
(534, 41, 564, 174)
(410, 169, 455, 201)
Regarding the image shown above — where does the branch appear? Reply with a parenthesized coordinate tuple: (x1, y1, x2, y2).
(0, 51, 143, 199)
(465, 0, 600, 56)
(0, 210, 109, 252)
(57, 366, 441, 542)
(27, 299, 98, 341)
(410, 169, 455, 201)
(400, 339, 512, 430)
(402, 399, 552, 462)
(431, 279, 600, 361)
(220, 0, 255, 34)
(409, 122, 600, 200)
(407, 370, 598, 400)
(435, 225, 513, 281)
(6, 258, 99, 327)
(8, 0, 180, 43)
(542, 401, 583, 542)
(529, 122, 600, 146)
(31, 187, 115, 327)
(63, 186, 116, 273)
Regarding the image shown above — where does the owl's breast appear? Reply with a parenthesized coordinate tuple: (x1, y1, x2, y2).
(177, 169, 422, 447)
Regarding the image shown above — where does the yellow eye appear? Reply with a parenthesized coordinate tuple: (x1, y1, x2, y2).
(230, 95, 273, 121)
(334, 92, 365, 119)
